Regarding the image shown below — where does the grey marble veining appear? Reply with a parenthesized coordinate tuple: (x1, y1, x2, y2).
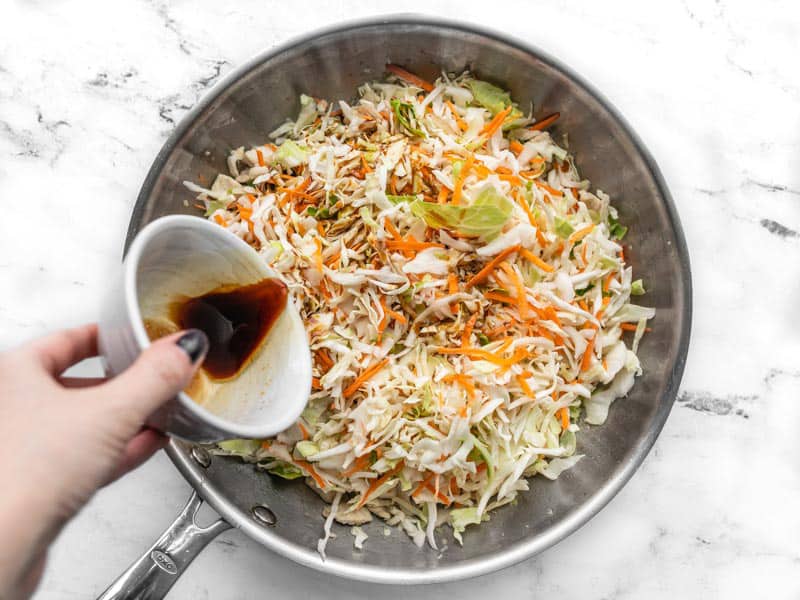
(1, 0, 798, 598)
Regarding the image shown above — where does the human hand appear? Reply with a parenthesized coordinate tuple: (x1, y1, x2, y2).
(0, 324, 208, 600)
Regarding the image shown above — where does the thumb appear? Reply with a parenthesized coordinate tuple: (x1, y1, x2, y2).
(103, 329, 209, 421)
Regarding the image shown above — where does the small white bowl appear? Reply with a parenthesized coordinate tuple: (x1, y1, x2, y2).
(98, 215, 312, 442)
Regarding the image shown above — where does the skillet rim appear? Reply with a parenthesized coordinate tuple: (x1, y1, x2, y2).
(126, 14, 692, 584)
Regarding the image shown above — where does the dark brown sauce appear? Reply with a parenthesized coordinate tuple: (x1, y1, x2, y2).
(171, 278, 288, 380)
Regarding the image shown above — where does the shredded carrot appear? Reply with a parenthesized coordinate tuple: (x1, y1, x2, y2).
(472, 163, 491, 178)
(298, 422, 310, 440)
(443, 373, 476, 399)
(445, 100, 467, 131)
(516, 374, 534, 397)
(377, 297, 389, 340)
(485, 291, 516, 306)
(568, 224, 595, 244)
(620, 246, 626, 262)
(435, 345, 528, 368)
(509, 139, 525, 155)
(342, 454, 371, 477)
(512, 189, 537, 226)
(356, 461, 405, 508)
(238, 205, 253, 222)
(295, 460, 326, 489)
(496, 338, 513, 353)
(311, 377, 322, 390)
(536, 228, 548, 247)
(313, 238, 323, 273)
(466, 244, 521, 288)
(480, 105, 514, 139)
(437, 184, 449, 204)
(378, 296, 407, 333)
(461, 313, 478, 347)
(521, 155, 545, 168)
(277, 188, 315, 203)
(497, 172, 523, 186)
(580, 333, 596, 372)
(343, 358, 389, 398)
(360, 153, 373, 173)
(532, 179, 564, 197)
(620, 323, 653, 333)
(255, 149, 265, 167)
(386, 64, 434, 92)
(280, 176, 312, 196)
(557, 407, 570, 430)
(448, 272, 458, 314)
(316, 349, 334, 370)
(603, 272, 615, 292)
(544, 306, 562, 327)
(324, 249, 341, 267)
(213, 213, 226, 227)
(383, 217, 402, 241)
(260, 440, 272, 449)
(486, 322, 513, 338)
(385, 307, 407, 324)
(520, 248, 554, 273)
(412, 471, 436, 499)
(448, 273, 458, 296)
(385, 239, 444, 252)
(578, 299, 590, 313)
(452, 153, 474, 205)
(499, 262, 527, 319)
(530, 112, 561, 131)
(319, 279, 332, 300)
(422, 479, 451, 505)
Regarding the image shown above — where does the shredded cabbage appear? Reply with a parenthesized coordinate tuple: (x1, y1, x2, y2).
(351, 526, 368, 550)
(466, 79, 523, 124)
(216, 439, 261, 455)
(410, 185, 513, 240)
(450, 506, 485, 544)
(272, 140, 308, 168)
(192, 68, 654, 551)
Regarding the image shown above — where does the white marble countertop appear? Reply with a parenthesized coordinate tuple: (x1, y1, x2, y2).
(2, 0, 799, 598)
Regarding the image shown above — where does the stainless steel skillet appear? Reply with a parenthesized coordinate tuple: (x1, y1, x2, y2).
(99, 15, 691, 598)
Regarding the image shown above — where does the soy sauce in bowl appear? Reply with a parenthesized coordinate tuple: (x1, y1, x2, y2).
(144, 277, 288, 383)
(174, 278, 288, 380)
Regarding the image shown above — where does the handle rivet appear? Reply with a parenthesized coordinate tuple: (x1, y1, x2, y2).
(191, 446, 211, 468)
(251, 505, 277, 526)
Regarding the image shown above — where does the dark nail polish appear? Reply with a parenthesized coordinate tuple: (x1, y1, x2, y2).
(176, 329, 209, 364)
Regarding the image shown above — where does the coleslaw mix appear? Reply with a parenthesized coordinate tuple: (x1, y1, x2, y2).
(185, 66, 654, 553)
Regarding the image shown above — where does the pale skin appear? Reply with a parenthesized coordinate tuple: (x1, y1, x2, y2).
(0, 324, 207, 600)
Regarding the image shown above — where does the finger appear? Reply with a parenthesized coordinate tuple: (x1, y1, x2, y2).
(59, 377, 107, 389)
(101, 329, 208, 420)
(29, 324, 99, 376)
(18, 549, 48, 600)
(105, 429, 168, 485)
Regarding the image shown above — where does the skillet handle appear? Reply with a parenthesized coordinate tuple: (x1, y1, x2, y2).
(97, 492, 231, 600)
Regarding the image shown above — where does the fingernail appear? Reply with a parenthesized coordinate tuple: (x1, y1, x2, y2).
(176, 329, 209, 364)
